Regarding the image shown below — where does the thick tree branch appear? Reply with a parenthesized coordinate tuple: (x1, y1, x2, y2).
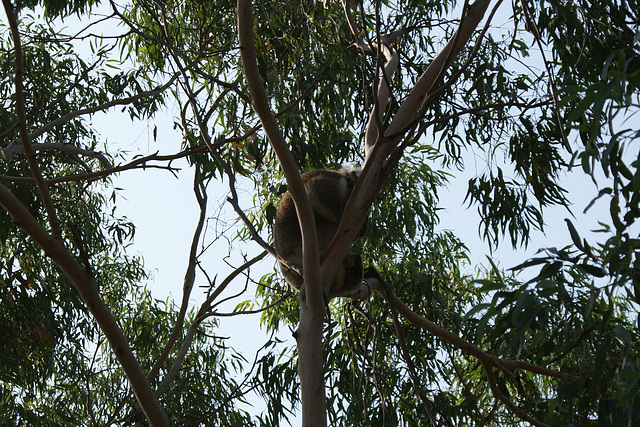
(0, 182, 168, 425)
(236, 0, 322, 305)
(237, 1, 329, 425)
(386, 0, 491, 136)
(362, 0, 492, 165)
(324, 1, 493, 284)
(234, 0, 320, 308)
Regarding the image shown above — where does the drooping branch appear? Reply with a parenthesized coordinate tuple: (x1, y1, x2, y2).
(365, 267, 568, 426)
(0, 142, 113, 170)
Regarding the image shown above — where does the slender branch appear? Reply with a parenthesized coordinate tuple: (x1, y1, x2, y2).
(0, 147, 206, 184)
(519, 0, 571, 152)
(146, 165, 207, 385)
(2, 0, 62, 239)
(1, 142, 113, 169)
(167, 37, 278, 260)
(481, 360, 550, 427)
(208, 290, 291, 317)
(386, 295, 437, 424)
(1, 73, 180, 161)
(154, 251, 268, 397)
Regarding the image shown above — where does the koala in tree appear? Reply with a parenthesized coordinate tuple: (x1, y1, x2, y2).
(274, 167, 367, 298)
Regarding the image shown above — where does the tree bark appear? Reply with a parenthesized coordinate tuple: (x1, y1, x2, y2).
(236, 1, 328, 424)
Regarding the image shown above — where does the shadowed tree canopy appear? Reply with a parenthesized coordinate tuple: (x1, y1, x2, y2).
(0, 0, 639, 425)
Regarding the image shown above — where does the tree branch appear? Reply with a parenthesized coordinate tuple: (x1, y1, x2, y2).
(2, 0, 62, 239)
(365, 267, 568, 426)
(154, 251, 268, 397)
(364, 0, 492, 165)
(1, 142, 113, 169)
(146, 165, 207, 385)
(324, 1, 493, 286)
(1, 73, 179, 163)
(237, 1, 328, 425)
(0, 181, 168, 425)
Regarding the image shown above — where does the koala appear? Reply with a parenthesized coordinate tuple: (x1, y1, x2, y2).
(273, 167, 367, 298)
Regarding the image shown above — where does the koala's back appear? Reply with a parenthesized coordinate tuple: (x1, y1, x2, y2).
(274, 170, 349, 258)
(273, 168, 363, 294)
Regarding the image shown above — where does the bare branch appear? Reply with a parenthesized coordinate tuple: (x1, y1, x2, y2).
(154, 251, 268, 397)
(146, 165, 208, 385)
